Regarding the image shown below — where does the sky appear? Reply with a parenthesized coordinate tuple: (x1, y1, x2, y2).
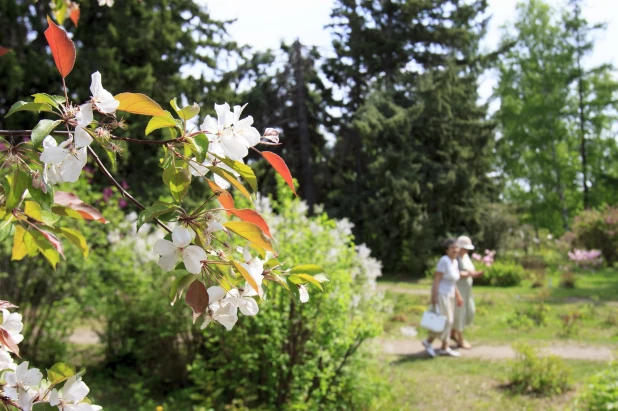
(204, 0, 618, 104)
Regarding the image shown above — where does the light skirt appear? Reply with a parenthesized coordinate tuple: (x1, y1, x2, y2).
(428, 294, 455, 341)
(453, 277, 475, 332)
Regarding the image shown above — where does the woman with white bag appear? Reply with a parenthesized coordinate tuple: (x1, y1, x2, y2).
(421, 238, 464, 357)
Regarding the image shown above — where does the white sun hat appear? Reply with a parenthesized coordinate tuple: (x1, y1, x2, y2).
(457, 235, 475, 250)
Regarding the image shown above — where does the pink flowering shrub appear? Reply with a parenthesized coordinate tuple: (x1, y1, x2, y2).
(572, 206, 618, 264)
(568, 249, 603, 269)
(472, 249, 496, 267)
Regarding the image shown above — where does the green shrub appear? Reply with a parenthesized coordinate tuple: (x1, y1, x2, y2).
(506, 309, 535, 330)
(475, 261, 526, 287)
(508, 343, 572, 396)
(572, 206, 618, 265)
(186, 181, 389, 410)
(576, 363, 618, 410)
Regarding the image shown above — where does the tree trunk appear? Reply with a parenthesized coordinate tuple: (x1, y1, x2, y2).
(291, 40, 317, 210)
(576, 42, 589, 209)
(549, 125, 570, 231)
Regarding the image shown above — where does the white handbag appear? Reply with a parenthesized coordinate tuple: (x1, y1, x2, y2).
(420, 304, 447, 333)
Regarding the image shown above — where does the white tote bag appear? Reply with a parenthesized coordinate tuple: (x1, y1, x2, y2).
(420, 304, 447, 333)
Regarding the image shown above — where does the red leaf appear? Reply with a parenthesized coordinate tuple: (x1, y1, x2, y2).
(44, 15, 76, 78)
(0, 46, 11, 57)
(0, 301, 18, 310)
(261, 152, 297, 195)
(185, 280, 209, 323)
(69, 8, 80, 27)
(0, 329, 20, 357)
(227, 208, 273, 238)
(54, 191, 107, 223)
(207, 179, 234, 214)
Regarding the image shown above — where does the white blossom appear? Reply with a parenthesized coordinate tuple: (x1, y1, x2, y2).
(98, 0, 114, 6)
(50, 376, 101, 411)
(298, 285, 309, 303)
(74, 103, 93, 147)
(200, 286, 259, 331)
(153, 226, 207, 274)
(1, 309, 24, 348)
(188, 148, 240, 189)
(90, 71, 119, 114)
(40, 136, 87, 184)
(0, 349, 15, 371)
(200, 103, 260, 161)
(4, 362, 43, 408)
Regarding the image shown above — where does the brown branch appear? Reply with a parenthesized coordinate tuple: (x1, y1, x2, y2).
(87, 146, 172, 234)
(0, 130, 180, 145)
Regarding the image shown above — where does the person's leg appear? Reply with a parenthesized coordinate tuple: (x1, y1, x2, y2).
(438, 296, 460, 356)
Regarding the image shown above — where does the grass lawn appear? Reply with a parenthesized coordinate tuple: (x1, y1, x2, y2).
(383, 357, 601, 410)
(377, 268, 618, 409)
(380, 268, 618, 345)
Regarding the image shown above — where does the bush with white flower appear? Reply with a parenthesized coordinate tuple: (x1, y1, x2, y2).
(1, 301, 101, 410)
(0, 12, 326, 408)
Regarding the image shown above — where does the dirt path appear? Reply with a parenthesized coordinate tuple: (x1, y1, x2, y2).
(381, 339, 615, 361)
(377, 284, 429, 295)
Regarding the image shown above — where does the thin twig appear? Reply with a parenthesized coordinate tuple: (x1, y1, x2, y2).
(0, 130, 180, 145)
(87, 146, 172, 233)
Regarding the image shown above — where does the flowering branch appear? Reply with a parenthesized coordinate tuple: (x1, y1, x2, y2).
(86, 146, 172, 234)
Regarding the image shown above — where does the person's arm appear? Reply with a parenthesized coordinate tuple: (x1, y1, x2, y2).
(455, 287, 464, 307)
(431, 271, 443, 305)
(471, 270, 484, 278)
(459, 270, 472, 278)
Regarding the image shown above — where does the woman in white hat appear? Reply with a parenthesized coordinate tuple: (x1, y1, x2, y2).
(452, 235, 484, 349)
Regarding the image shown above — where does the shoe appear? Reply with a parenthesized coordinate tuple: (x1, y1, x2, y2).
(438, 347, 461, 357)
(422, 339, 436, 358)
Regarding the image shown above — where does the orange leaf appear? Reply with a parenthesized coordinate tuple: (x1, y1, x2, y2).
(185, 280, 209, 323)
(114, 93, 166, 116)
(223, 221, 274, 252)
(261, 151, 297, 195)
(227, 208, 272, 238)
(44, 15, 76, 78)
(207, 179, 234, 214)
(0, 46, 11, 57)
(69, 8, 80, 27)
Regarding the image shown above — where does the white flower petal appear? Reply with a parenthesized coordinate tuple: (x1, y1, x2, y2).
(90, 72, 103, 98)
(299, 285, 309, 303)
(49, 389, 60, 406)
(200, 316, 212, 330)
(214, 103, 231, 128)
(182, 245, 207, 274)
(42, 135, 58, 148)
(172, 226, 192, 248)
(238, 297, 259, 316)
(3, 386, 17, 400)
(22, 367, 42, 387)
(97, 94, 120, 114)
(221, 137, 248, 161)
(157, 253, 178, 272)
(201, 115, 218, 134)
(207, 286, 226, 303)
(74, 127, 93, 148)
(60, 152, 86, 183)
(64, 378, 89, 403)
(40, 146, 68, 165)
(189, 158, 208, 177)
(2, 310, 23, 335)
(77, 103, 93, 127)
(153, 239, 176, 256)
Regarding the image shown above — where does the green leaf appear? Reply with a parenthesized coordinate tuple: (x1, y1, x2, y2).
(31, 120, 62, 148)
(0, 215, 14, 243)
(169, 272, 196, 305)
(170, 98, 200, 121)
(162, 167, 191, 202)
(289, 274, 324, 291)
(32, 93, 65, 109)
(211, 153, 258, 192)
(193, 133, 209, 163)
(137, 203, 178, 231)
(58, 227, 89, 257)
(289, 264, 326, 276)
(29, 230, 61, 269)
(6, 169, 29, 211)
(145, 111, 177, 136)
(47, 362, 76, 385)
(207, 166, 252, 202)
(27, 178, 54, 210)
(5, 101, 53, 118)
(286, 278, 301, 302)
